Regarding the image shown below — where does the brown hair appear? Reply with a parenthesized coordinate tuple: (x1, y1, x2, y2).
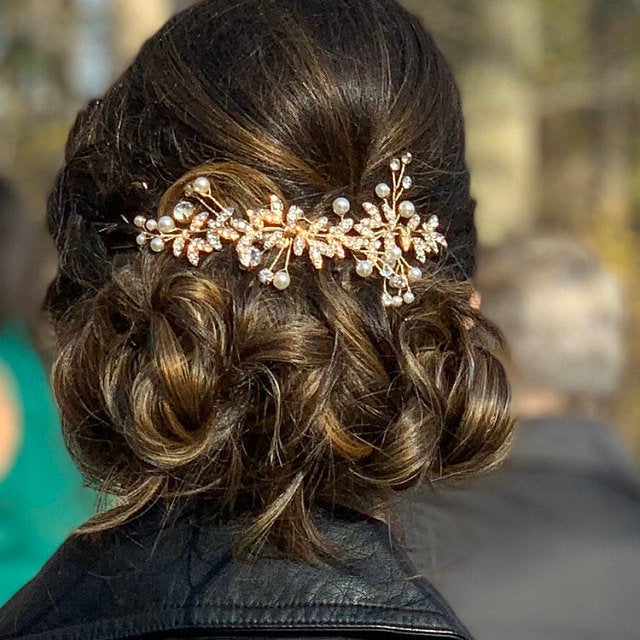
(47, 0, 512, 560)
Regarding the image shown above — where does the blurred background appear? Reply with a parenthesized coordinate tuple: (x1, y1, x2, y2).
(0, 0, 639, 459)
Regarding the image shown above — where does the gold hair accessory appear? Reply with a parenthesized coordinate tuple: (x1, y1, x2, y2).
(133, 153, 447, 307)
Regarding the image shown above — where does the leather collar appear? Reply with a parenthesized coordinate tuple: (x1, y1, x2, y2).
(0, 501, 471, 639)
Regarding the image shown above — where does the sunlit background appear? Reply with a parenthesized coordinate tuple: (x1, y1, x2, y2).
(1, 0, 639, 458)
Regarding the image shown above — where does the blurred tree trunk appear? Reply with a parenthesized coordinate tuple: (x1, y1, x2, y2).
(110, 0, 173, 69)
(402, 0, 543, 245)
(591, 0, 635, 228)
(463, 0, 543, 245)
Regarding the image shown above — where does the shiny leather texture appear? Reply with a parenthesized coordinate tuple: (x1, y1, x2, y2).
(0, 501, 472, 640)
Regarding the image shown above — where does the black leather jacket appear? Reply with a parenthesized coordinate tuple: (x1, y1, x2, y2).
(0, 501, 472, 640)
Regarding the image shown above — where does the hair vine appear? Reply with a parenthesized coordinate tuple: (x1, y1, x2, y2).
(134, 153, 447, 307)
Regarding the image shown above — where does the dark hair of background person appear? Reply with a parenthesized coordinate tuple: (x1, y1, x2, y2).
(45, 0, 513, 561)
(0, 179, 39, 327)
(0, 178, 57, 361)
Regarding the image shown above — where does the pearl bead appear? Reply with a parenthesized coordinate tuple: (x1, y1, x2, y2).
(332, 197, 351, 216)
(402, 176, 413, 189)
(409, 266, 423, 281)
(382, 293, 393, 307)
(402, 152, 413, 164)
(157, 215, 176, 233)
(136, 233, 147, 246)
(134, 215, 146, 228)
(398, 200, 415, 218)
(391, 246, 402, 259)
(390, 158, 401, 172)
(193, 176, 211, 194)
(356, 260, 373, 278)
(375, 183, 391, 199)
(145, 219, 158, 232)
(403, 291, 415, 304)
(150, 237, 165, 252)
(392, 295, 403, 307)
(272, 270, 291, 290)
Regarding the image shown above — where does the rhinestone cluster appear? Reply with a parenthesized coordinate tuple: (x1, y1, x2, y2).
(134, 153, 447, 306)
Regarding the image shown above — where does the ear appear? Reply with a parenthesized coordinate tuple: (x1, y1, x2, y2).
(470, 289, 481, 310)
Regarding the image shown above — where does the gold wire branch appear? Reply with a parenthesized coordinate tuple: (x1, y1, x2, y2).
(134, 153, 447, 307)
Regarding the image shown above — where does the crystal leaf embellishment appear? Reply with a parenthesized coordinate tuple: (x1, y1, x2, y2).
(132, 152, 446, 303)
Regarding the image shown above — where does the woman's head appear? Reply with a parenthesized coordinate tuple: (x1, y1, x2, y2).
(47, 0, 511, 558)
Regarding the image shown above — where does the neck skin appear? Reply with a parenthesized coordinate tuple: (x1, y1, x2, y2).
(514, 387, 612, 424)
(514, 388, 569, 420)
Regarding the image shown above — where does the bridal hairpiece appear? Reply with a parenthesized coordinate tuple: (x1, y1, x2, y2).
(133, 153, 447, 307)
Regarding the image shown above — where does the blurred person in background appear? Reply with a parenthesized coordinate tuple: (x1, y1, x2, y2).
(0, 177, 94, 605)
(402, 234, 640, 640)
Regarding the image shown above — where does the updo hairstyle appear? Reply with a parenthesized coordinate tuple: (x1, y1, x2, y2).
(46, 0, 512, 559)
